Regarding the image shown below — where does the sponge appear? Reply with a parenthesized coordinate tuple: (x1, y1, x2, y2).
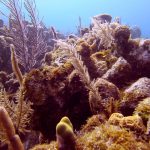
(56, 116, 75, 150)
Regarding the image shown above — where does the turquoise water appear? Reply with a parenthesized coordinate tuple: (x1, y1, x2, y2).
(0, 0, 150, 37)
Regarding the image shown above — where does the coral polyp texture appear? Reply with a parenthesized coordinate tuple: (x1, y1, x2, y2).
(0, 0, 150, 149)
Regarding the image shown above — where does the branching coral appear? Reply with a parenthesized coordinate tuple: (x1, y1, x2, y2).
(10, 44, 23, 86)
(0, 106, 24, 150)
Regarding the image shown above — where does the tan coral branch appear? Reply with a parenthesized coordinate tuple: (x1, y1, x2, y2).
(0, 106, 24, 150)
(10, 44, 23, 86)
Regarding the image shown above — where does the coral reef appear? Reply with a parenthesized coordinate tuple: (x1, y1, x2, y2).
(0, 71, 19, 93)
(75, 115, 150, 150)
(23, 62, 91, 139)
(0, 0, 150, 148)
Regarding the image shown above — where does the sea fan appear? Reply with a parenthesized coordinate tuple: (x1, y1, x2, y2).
(0, 0, 47, 71)
(56, 40, 108, 114)
(0, 0, 29, 70)
(91, 18, 115, 49)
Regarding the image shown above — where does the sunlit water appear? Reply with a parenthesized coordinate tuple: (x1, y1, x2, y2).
(0, 0, 150, 37)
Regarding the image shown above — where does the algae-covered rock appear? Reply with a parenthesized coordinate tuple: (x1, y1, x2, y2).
(81, 114, 105, 133)
(134, 97, 150, 125)
(23, 62, 91, 140)
(120, 77, 150, 116)
(114, 25, 130, 46)
(102, 57, 131, 86)
(90, 50, 117, 76)
(121, 39, 150, 77)
(89, 78, 120, 116)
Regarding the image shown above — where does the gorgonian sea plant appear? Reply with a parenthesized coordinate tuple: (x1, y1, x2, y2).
(0, 0, 47, 72)
(56, 40, 108, 115)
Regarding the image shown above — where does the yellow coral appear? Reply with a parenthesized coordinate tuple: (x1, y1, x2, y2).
(108, 113, 146, 133)
(108, 113, 124, 126)
(30, 142, 57, 150)
(120, 115, 146, 133)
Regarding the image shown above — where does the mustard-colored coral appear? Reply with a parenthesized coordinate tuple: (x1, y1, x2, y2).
(76, 123, 149, 150)
(108, 113, 124, 126)
(108, 113, 146, 133)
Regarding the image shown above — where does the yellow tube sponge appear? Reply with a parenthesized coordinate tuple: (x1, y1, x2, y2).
(56, 116, 75, 150)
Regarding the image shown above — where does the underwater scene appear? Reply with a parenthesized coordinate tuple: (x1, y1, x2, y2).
(0, 0, 150, 149)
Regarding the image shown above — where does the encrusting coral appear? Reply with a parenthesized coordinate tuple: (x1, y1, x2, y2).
(108, 113, 146, 133)
(75, 115, 150, 150)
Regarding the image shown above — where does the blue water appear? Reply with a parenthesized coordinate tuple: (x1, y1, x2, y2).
(0, 0, 150, 37)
